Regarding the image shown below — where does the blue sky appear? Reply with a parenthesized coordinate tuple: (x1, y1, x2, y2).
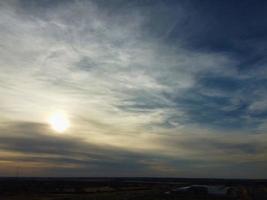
(0, 0, 267, 178)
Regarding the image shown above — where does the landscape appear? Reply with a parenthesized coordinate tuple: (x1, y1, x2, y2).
(1, 177, 267, 200)
(0, 0, 267, 199)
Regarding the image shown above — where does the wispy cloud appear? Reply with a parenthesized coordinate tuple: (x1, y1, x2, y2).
(0, 0, 267, 177)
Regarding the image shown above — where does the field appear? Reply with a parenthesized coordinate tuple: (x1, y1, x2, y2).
(0, 178, 267, 200)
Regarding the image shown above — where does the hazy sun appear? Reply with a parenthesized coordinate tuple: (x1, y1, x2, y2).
(48, 112, 70, 133)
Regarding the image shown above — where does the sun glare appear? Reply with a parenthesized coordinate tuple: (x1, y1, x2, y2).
(48, 113, 70, 133)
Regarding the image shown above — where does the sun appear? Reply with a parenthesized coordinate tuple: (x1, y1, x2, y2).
(48, 112, 70, 133)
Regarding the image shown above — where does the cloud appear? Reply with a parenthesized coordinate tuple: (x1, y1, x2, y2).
(0, 121, 164, 176)
(0, 0, 267, 177)
(1, 120, 267, 178)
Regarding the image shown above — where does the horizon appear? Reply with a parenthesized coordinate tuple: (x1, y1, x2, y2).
(1, 176, 267, 180)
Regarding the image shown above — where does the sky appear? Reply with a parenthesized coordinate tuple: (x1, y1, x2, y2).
(0, 0, 267, 178)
